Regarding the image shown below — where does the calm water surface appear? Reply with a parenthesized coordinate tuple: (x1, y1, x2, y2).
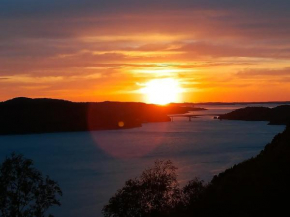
(0, 104, 286, 217)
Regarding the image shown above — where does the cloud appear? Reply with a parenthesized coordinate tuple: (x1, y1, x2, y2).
(1, 0, 290, 101)
(1, 0, 290, 42)
(173, 42, 290, 59)
(236, 68, 290, 77)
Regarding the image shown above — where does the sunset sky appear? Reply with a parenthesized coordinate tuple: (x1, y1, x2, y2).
(1, 0, 290, 103)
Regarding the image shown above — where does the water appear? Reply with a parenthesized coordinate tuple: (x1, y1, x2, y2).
(0, 104, 286, 217)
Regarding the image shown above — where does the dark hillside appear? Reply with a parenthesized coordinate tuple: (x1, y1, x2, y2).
(191, 126, 290, 217)
(0, 97, 202, 135)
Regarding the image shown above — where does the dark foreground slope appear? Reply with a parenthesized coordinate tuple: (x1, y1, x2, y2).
(218, 105, 290, 125)
(102, 125, 290, 217)
(0, 97, 203, 135)
(192, 126, 290, 217)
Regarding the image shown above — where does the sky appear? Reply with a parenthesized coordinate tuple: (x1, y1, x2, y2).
(1, 0, 290, 103)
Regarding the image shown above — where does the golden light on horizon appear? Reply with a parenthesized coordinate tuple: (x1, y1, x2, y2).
(141, 78, 183, 105)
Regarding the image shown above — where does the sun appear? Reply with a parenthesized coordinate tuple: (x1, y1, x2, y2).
(141, 78, 183, 105)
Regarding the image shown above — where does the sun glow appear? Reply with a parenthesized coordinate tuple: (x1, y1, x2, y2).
(141, 78, 183, 105)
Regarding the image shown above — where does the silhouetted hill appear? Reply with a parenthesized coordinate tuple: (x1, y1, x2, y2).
(2, 97, 71, 105)
(218, 105, 290, 125)
(0, 97, 203, 135)
(195, 126, 290, 217)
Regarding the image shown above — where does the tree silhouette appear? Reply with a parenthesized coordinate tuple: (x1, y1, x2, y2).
(0, 153, 62, 217)
(179, 178, 206, 216)
(182, 178, 205, 206)
(102, 160, 181, 217)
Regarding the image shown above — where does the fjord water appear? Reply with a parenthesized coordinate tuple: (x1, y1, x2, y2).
(0, 104, 286, 217)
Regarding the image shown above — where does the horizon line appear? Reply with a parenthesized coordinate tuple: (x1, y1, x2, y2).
(1, 96, 290, 105)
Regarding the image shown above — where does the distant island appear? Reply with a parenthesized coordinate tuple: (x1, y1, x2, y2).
(218, 105, 290, 125)
(0, 97, 206, 135)
(195, 101, 290, 106)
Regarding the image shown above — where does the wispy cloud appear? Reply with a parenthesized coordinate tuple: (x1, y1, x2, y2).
(236, 68, 290, 77)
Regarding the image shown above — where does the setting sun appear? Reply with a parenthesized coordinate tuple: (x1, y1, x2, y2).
(141, 78, 183, 105)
